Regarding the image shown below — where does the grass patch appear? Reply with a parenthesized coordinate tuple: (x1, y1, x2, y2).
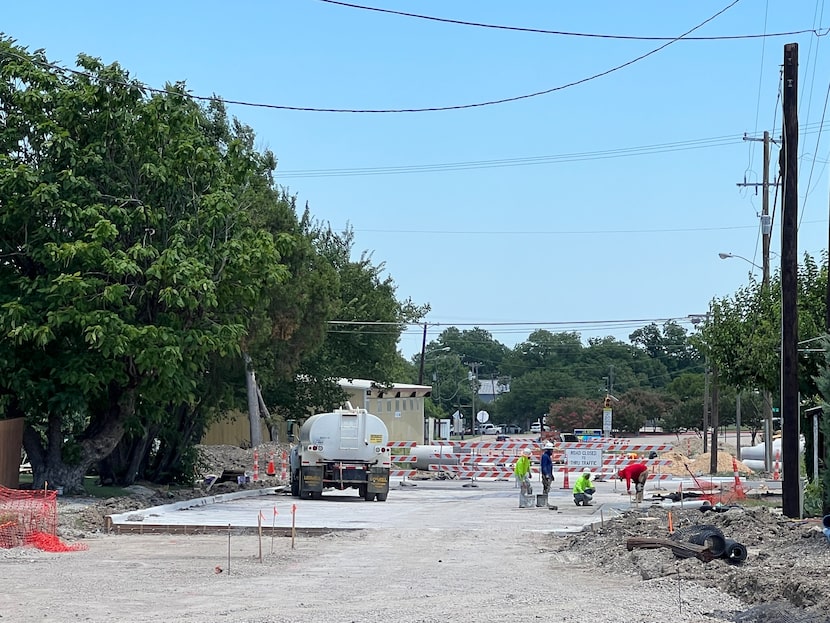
(82, 476, 131, 498)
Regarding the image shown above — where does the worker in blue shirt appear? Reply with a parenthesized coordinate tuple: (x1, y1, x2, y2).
(540, 442, 554, 494)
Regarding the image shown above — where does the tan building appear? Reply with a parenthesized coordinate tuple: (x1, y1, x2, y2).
(201, 378, 432, 447)
(339, 379, 432, 443)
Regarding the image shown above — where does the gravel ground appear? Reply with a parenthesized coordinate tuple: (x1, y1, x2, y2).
(3, 443, 827, 622)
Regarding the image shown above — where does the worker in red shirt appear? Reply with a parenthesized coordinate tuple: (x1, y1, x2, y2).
(617, 462, 649, 504)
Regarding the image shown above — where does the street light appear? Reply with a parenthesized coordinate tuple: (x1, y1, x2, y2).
(718, 252, 763, 271)
(418, 346, 450, 385)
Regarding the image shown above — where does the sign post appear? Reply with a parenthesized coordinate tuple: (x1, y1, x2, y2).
(603, 407, 613, 438)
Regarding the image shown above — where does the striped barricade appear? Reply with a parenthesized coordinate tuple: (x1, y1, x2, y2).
(456, 441, 535, 450)
(429, 464, 517, 479)
(601, 458, 673, 468)
(389, 448, 418, 479)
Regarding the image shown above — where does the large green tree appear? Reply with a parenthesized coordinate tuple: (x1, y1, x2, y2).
(0, 41, 296, 491)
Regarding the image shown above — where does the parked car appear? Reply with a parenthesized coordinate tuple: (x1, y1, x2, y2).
(529, 422, 550, 434)
(477, 423, 503, 435)
(503, 425, 522, 434)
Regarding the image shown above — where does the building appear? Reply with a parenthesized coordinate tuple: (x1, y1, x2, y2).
(477, 379, 510, 403)
(201, 378, 432, 446)
(339, 379, 432, 443)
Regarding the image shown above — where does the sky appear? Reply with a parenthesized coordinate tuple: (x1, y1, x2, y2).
(3, 1, 830, 360)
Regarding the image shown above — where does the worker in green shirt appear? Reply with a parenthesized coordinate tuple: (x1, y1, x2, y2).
(514, 448, 534, 508)
(573, 470, 596, 506)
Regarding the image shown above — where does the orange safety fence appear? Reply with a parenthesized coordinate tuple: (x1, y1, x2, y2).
(0, 485, 87, 552)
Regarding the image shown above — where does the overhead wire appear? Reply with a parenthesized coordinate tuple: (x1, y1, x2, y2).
(800, 0, 829, 229)
(278, 123, 830, 179)
(0, 0, 744, 114)
(317, 0, 824, 42)
(350, 219, 827, 238)
(745, 0, 770, 180)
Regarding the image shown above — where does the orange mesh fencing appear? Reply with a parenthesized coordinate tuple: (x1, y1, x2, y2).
(0, 485, 59, 549)
(700, 482, 747, 506)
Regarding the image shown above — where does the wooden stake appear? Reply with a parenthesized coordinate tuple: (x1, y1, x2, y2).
(291, 504, 297, 549)
(257, 512, 263, 563)
(270, 506, 277, 554)
(227, 524, 231, 576)
(668, 510, 674, 534)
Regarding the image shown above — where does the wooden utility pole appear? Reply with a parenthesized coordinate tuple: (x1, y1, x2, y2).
(737, 131, 775, 471)
(709, 368, 720, 474)
(417, 323, 428, 385)
(780, 42, 799, 519)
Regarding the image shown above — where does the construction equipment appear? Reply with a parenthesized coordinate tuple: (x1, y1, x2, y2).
(289, 407, 391, 501)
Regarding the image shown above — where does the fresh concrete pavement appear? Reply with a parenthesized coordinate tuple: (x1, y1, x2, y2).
(108, 475, 671, 536)
(109, 432, 772, 535)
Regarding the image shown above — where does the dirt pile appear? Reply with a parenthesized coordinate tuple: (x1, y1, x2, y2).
(554, 504, 830, 617)
(657, 450, 755, 477)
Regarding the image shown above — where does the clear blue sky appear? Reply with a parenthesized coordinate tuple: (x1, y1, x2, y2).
(4, 1, 829, 359)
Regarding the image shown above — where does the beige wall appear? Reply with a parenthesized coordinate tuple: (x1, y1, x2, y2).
(347, 388, 424, 443)
(201, 411, 270, 447)
(0, 418, 24, 488)
(203, 386, 428, 447)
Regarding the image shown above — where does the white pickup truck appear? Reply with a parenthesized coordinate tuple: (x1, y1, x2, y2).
(478, 423, 503, 435)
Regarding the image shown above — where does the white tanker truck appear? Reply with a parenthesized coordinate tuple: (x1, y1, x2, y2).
(289, 407, 391, 501)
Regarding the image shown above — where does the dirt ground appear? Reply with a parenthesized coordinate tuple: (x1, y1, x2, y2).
(4, 444, 829, 622)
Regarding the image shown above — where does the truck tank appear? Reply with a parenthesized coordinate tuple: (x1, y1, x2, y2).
(290, 408, 391, 501)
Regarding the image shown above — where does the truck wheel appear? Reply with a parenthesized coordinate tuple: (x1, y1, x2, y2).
(290, 475, 299, 497)
(376, 492, 388, 502)
(311, 491, 323, 500)
(358, 485, 367, 498)
(363, 489, 375, 501)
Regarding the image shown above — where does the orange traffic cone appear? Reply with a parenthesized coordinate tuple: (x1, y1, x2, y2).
(731, 456, 745, 498)
(560, 467, 570, 490)
(266, 453, 276, 477)
(773, 450, 780, 481)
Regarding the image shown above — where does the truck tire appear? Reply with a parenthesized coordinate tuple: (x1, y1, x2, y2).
(358, 485, 367, 498)
(363, 489, 375, 501)
(376, 492, 388, 502)
(311, 491, 323, 500)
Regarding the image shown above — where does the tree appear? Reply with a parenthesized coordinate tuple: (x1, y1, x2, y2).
(264, 224, 428, 421)
(548, 397, 601, 433)
(0, 41, 296, 491)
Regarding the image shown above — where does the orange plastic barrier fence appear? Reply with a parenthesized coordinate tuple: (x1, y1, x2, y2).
(0, 485, 86, 552)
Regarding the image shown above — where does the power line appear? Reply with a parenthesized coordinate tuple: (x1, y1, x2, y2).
(318, 0, 825, 41)
(277, 122, 830, 179)
(327, 316, 699, 328)
(277, 134, 745, 178)
(0, 0, 741, 114)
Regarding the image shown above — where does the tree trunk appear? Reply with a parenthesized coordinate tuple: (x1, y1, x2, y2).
(23, 386, 135, 494)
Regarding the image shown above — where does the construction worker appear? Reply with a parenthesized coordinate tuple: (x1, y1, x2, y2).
(514, 448, 534, 508)
(573, 470, 595, 506)
(540, 442, 554, 494)
(617, 462, 649, 504)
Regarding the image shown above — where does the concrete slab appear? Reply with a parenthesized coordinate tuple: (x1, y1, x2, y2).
(109, 476, 645, 535)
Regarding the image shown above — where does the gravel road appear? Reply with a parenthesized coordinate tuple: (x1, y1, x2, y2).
(2, 522, 746, 622)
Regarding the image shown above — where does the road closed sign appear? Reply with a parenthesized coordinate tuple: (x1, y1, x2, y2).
(565, 448, 603, 468)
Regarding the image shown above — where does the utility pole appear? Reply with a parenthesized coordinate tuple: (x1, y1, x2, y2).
(417, 323, 428, 385)
(709, 367, 720, 474)
(703, 357, 710, 454)
(780, 42, 799, 519)
(737, 131, 775, 471)
(735, 391, 742, 461)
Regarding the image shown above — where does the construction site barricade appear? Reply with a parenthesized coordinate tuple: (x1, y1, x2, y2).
(0, 485, 85, 551)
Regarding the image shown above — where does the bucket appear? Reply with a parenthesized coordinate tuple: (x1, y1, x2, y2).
(536, 494, 548, 507)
